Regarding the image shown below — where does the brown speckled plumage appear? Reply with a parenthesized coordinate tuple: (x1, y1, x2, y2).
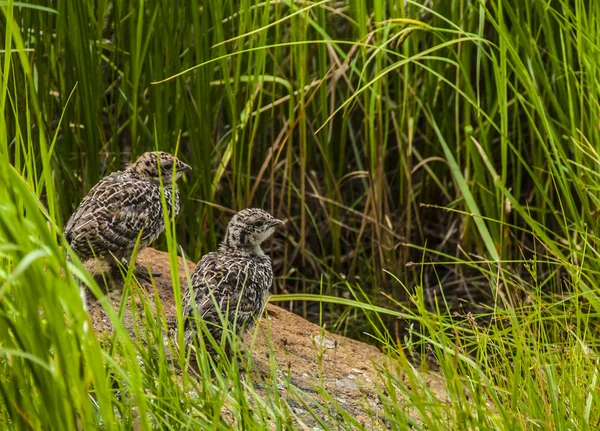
(182, 208, 284, 352)
(64, 151, 191, 271)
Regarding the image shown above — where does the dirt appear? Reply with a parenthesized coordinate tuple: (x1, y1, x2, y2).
(86, 248, 449, 429)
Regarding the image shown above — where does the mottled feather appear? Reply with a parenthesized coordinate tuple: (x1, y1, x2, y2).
(182, 208, 284, 351)
(64, 151, 190, 264)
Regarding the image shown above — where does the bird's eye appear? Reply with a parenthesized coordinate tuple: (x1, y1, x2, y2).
(254, 220, 265, 228)
(164, 163, 173, 170)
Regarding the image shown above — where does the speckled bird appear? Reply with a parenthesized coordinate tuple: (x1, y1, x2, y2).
(63, 151, 191, 279)
(182, 208, 284, 353)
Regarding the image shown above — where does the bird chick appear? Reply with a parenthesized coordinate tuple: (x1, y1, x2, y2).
(64, 151, 191, 280)
(182, 208, 284, 357)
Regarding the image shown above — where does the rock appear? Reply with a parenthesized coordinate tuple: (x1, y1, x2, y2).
(86, 248, 448, 428)
(313, 335, 337, 349)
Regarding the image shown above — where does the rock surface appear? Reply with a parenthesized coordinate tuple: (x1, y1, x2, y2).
(86, 248, 448, 428)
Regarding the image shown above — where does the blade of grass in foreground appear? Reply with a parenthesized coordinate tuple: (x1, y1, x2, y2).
(422, 106, 500, 264)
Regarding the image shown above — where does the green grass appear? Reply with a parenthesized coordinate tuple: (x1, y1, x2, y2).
(2, 0, 600, 429)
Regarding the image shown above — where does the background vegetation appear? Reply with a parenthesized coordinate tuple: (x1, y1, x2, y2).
(2, 0, 600, 429)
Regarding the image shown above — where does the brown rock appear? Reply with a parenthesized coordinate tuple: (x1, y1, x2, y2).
(87, 248, 448, 428)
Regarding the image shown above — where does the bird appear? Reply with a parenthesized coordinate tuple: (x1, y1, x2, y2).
(63, 151, 191, 281)
(181, 208, 284, 357)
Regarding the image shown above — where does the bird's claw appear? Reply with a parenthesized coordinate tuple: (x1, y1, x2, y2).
(118, 259, 161, 283)
(133, 266, 161, 283)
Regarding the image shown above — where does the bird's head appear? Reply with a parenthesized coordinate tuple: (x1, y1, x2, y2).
(221, 208, 284, 253)
(130, 151, 191, 183)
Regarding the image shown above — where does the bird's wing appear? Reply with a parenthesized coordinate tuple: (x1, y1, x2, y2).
(64, 173, 160, 255)
(184, 254, 258, 330)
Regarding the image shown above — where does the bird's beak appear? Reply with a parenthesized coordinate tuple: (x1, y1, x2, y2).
(272, 218, 285, 229)
(177, 162, 192, 173)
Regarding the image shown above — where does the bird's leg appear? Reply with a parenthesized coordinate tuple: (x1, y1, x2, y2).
(136, 263, 162, 280)
(118, 257, 161, 282)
